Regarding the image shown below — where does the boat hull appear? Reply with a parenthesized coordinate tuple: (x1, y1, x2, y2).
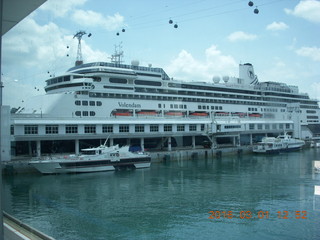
(30, 157, 151, 174)
(253, 145, 304, 154)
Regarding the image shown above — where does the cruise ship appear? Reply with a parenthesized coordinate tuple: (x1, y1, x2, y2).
(5, 49, 320, 159)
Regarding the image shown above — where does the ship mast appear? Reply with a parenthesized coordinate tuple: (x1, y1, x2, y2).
(73, 30, 91, 66)
(111, 42, 124, 65)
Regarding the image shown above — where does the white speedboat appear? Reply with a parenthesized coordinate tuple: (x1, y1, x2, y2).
(253, 133, 305, 154)
(29, 144, 151, 174)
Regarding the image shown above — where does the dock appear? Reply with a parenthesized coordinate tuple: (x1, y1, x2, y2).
(2, 146, 253, 175)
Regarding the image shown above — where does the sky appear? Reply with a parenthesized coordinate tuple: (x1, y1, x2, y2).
(1, 0, 320, 107)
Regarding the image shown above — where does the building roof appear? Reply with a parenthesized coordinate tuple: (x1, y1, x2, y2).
(2, 0, 47, 36)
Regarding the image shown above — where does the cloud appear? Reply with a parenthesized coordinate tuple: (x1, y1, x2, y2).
(39, 0, 88, 18)
(166, 45, 237, 81)
(2, 16, 110, 71)
(227, 31, 257, 42)
(71, 10, 124, 31)
(266, 21, 289, 31)
(2, 77, 45, 107)
(285, 0, 320, 23)
(2, 15, 110, 107)
(296, 46, 320, 61)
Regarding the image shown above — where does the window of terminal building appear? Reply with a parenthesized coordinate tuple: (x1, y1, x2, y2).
(66, 125, 78, 134)
(201, 124, 205, 131)
(119, 125, 129, 133)
(84, 125, 96, 133)
(189, 124, 197, 131)
(75, 100, 81, 106)
(135, 125, 144, 132)
(285, 124, 291, 129)
(90, 111, 95, 116)
(150, 125, 159, 132)
(249, 124, 255, 130)
(279, 124, 284, 129)
(257, 124, 263, 130)
(10, 125, 14, 135)
(82, 100, 88, 106)
(97, 101, 102, 106)
(102, 125, 113, 133)
(83, 111, 88, 116)
(46, 125, 59, 134)
(265, 124, 270, 130)
(164, 124, 172, 132)
(89, 101, 95, 106)
(75, 111, 81, 116)
(24, 125, 38, 135)
(272, 124, 277, 130)
(177, 125, 185, 132)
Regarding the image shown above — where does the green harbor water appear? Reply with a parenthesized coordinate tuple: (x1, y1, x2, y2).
(3, 148, 320, 240)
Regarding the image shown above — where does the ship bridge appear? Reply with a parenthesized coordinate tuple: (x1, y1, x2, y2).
(67, 61, 171, 80)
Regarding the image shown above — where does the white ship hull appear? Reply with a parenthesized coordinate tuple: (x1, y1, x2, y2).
(29, 145, 151, 174)
(253, 133, 305, 154)
(30, 158, 151, 174)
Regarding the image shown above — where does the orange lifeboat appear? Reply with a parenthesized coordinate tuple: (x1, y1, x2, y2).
(249, 113, 262, 117)
(189, 112, 209, 117)
(112, 111, 132, 116)
(136, 110, 158, 115)
(232, 112, 247, 117)
(165, 111, 185, 116)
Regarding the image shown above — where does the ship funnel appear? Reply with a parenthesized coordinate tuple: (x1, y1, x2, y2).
(239, 63, 259, 85)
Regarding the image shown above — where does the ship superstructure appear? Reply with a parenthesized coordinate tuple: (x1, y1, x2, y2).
(8, 50, 320, 158)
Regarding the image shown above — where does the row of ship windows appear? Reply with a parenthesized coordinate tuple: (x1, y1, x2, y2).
(198, 105, 223, 110)
(75, 100, 102, 106)
(75, 111, 95, 117)
(108, 78, 309, 101)
(88, 92, 287, 108)
(21, 124, 205, 135)
(133, 87, 315, 105)
(307, 116, 319, 119)
(306, 110, 317, 114)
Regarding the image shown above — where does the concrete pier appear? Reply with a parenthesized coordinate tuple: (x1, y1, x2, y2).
(3, 211, 54, 240)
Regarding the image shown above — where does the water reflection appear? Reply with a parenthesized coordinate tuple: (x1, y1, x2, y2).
(3, 148, 320, 240)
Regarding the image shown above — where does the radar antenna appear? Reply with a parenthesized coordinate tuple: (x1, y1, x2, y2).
(73, 30, 92, 66)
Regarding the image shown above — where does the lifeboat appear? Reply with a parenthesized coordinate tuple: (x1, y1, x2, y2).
(165, 111, 185, 116)
(232, 112, 247, 117)
(249, 113, 262, 117)
(189, 112, 209, 117)
(136, 110, 158, 115)
(112, 111, 133, 116)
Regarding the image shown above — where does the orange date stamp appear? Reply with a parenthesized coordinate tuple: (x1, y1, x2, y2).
(208, 210, 307, 220)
